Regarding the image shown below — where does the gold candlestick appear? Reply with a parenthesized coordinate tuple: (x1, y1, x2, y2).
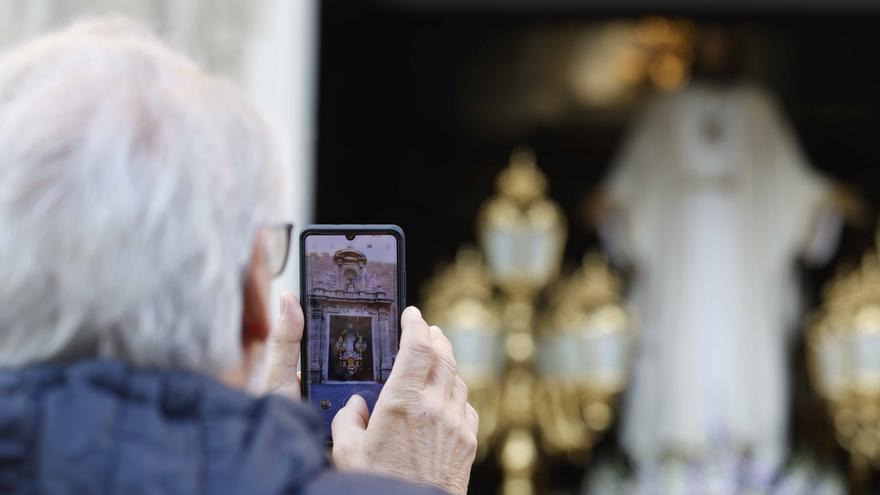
(808, 229, 880, 493)
(424, 149, 633, 493)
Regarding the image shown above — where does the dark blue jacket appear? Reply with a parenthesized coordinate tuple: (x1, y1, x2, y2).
(0, 360, 445, 494)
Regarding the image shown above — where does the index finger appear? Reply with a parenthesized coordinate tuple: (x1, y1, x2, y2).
(263, 292, 303, 399)
(385, 306, 433, 389)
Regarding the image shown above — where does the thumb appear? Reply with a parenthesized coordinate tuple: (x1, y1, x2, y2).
(331, 394, 370, 468)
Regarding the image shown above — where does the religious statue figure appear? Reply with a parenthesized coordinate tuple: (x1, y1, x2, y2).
(585, 82, 864, 493)
(617, 86, 811, 460)
(578, 24, 875, 492)
(335, 325, 368, 378)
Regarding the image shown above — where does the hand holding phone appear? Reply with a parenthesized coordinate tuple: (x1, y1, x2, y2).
(300, 225, 478, 494)
(331, 306, 479, 495)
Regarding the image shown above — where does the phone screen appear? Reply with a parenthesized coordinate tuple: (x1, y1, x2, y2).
(301, 230, 401, 434)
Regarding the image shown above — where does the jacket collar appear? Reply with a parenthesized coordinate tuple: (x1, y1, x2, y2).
(0, 359, 328, 494)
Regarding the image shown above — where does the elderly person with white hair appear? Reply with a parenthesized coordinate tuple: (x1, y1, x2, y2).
(0, 18, 477, 495)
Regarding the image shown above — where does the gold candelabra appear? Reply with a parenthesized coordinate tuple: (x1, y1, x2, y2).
(422, 149, 633, 494)
(807, 230, 880, 491)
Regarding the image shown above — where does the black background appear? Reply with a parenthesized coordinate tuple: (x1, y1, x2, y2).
(316, 1, 880, 294)
(315, 0, 880, 491)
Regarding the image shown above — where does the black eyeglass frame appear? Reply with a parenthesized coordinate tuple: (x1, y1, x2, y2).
(269, 222, 294, 278)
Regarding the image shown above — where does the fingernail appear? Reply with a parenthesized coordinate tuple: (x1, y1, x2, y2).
(280, 295, 288, 312)
(347, 394, 362, 405)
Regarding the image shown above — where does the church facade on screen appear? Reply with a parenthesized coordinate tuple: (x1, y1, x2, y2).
(306, 247, 398, 387)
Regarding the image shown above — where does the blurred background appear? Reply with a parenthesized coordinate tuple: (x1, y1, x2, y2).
(318, 1, 880, 493)
(4, 0, 880, 493)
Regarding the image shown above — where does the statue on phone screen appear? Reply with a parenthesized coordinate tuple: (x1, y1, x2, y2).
(335, 325, 368, 378)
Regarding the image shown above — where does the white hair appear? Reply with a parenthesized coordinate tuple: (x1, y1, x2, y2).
(0, 17, 286, 373)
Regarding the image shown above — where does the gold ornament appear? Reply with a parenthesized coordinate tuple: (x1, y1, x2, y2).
(423, 149, 633, 493)
(808, 228, 880, 484)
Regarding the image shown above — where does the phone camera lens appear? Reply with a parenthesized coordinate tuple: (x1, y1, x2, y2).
(345, 233, 355, 241)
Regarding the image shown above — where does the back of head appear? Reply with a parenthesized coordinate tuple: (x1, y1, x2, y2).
(0, 17, 285, 373)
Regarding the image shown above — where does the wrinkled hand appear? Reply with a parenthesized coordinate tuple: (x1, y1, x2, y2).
(331, 306, 479, 495)
(252, 291, 302, 400)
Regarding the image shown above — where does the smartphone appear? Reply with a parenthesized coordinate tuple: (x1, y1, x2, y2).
(299, 225, 405, 438)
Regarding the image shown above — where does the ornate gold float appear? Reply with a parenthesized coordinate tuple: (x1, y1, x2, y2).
(423, 149, 633, 494)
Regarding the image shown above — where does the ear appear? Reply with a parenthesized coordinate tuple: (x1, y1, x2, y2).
(242, 236, 272, 352)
